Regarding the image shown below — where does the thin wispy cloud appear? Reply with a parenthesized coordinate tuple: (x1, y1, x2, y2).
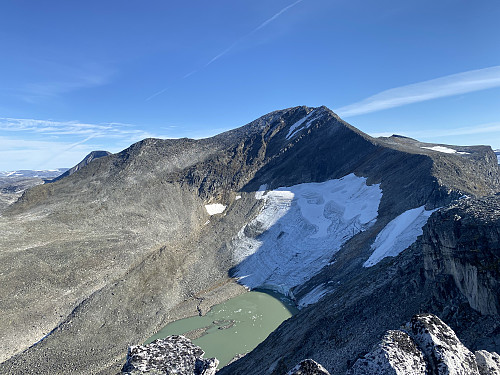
(0, 118, 170, 170)
(0, 118, 156, 141)
(147, 0, 303, 100)
(371, 122, 500, 140)
(335, 66, 500, 117)
(7, 63, 113, 103)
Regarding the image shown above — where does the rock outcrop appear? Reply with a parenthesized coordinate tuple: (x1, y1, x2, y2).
(121, 335, 218, 375)
(346, 329, 427, 375)
(475, 350, 500, 375)
(347, 313, 497, 375)
(423, 194, 500, 316)
(287, 359, 330, 375)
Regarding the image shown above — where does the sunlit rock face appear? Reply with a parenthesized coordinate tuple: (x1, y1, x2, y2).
(347, 313, 500, 375)
(287, 359, 330, 375)
(121, 335, 218, 375)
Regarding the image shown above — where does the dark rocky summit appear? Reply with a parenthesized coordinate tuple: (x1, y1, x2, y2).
(0, 106, 499, 374)
(121, 335, 217, 375)
(48, 150, 111, 182)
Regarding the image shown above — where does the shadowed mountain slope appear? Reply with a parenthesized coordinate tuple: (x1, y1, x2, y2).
(0, 106, 499, 374)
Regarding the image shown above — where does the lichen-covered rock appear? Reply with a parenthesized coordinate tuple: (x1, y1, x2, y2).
(408, 313, 480, 374)
(121, 335, 218, 375)
(475, 350, 500, 375)
(346, 330, 427, 375)
(287, 359, 330, 375)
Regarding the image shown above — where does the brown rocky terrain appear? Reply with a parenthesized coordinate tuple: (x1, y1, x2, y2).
(0, 106, 498, 374)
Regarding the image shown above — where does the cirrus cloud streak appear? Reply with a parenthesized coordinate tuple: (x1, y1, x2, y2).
(335, 66, 500, 117)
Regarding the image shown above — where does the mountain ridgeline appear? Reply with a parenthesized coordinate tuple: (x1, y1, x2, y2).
(0, 106, 499, 374)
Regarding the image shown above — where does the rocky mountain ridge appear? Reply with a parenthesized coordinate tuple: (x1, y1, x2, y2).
(0, 105, 499, 374)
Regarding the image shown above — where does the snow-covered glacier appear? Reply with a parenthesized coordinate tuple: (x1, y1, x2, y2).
(232, 173, 382, 294)
(364, 205, 438, 267)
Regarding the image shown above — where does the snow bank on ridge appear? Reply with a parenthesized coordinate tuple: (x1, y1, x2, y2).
(364, 206, 437, 267)
(421, 146, 469, 155)
(233, 173, 382, 294)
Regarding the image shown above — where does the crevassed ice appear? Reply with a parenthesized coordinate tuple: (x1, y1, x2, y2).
(233, 173, 382, 294)
(364, 205, 438, 267)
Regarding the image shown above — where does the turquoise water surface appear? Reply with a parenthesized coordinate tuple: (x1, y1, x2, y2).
(146, 290, 297, 367)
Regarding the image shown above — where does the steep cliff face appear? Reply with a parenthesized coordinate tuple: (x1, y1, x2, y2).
(423, 194, 500, 315)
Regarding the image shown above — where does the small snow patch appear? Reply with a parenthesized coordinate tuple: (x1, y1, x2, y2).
(255, 184, 267, 200)
(298, 284, 332, 307)
(421, 146, 469, 155)
(364, 206, 438, 267)
(205, 203, 226, 215)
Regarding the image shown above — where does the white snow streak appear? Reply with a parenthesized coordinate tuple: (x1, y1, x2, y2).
(255, 184, 268, 200)
(421, 146, 469, 154)
(205, 203, 227, 215)
(364, 206, 437, 267)
(233, 174, 382, 294)
(298, 284, 332, 307)
(286, 109, 325, 140)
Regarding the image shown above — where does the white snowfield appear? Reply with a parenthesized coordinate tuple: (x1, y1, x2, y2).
(286, 108, 326, 140)
(421, 145, 469, 155)
(204, 203, 227, 215)
(364, 206, 438, 267)
(233, 173, 382, 295)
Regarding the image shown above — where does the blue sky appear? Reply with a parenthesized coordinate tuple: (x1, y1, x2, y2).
(1, 0, 499, 170)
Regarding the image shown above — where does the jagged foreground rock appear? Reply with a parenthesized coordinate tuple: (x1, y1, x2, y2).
(287, 359, 331, 375)
(121, 335, 217, 375)
(0, 106, 499, 374)
(346, 313, 499, 375)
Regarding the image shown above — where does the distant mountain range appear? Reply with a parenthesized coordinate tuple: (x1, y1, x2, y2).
(0, 168, 68, 178)
(0, 106, 499, 375)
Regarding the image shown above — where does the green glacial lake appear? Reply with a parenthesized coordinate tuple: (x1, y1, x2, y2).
(146, 290, 298, 367)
